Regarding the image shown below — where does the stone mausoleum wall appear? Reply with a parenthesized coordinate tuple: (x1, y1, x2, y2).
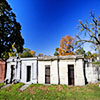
(85, 61, 100, 83)
(5, 56, 100, 86)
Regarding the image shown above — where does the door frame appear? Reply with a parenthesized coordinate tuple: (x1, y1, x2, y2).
(10, 65, 15, 83)
(45, 65, 50, 84)
(68, 65, 74, 85)
(26, 65, 31, 82)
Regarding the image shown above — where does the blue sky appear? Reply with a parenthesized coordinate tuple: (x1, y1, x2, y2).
(7, 0, 100, 55)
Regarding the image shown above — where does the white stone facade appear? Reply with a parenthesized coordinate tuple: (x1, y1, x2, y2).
(85, 61, 100, 83)
(5, 57, 20, 83)
(5, 57, 38, 84)
(38, 55, 85, 86)
(38, 56, 59, 84)
(5, 55, 100, 86)
(20, 57, 38, 84)
(58, 56, 85, 86)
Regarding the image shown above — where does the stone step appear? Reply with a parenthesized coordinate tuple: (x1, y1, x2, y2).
(0, 84, 11, 89)
(20, 84, 30, 91)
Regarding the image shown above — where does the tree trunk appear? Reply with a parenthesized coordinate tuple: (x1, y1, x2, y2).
(98, 34, 100, 61)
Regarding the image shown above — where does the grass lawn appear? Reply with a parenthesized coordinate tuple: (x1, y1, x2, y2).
(0, 83, 100, 100)
(0, 83, 5, 88)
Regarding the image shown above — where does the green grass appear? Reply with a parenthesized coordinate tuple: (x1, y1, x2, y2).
(0, 83, 100, 100)
(0, 83, 5, 88)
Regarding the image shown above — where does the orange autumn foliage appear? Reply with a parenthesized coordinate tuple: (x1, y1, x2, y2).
(38, 53, 43, 57)
(59, 35, 75, 56)
(30, 51, 35, 56)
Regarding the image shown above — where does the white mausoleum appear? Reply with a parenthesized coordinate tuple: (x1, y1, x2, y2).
(21, 57, 37, 84)
(38, 55, 85, 86)
(5, 57, 21, 83)
(5, 57, 38, 84)
(5, 55, 100, 86)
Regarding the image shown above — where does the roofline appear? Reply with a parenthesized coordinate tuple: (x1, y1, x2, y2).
(38, 55, 84, 61)
(6, 55, 84, 62)
(20, 57, 38, 61)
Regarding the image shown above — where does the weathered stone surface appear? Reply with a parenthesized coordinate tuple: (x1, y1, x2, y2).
(38, 55, 84, 61)
(59, 58, 85, 86)
(5, 57, 38, 84)
(85, 61, 100, 83)
(5, 55, 100, 86)
(38, 56, 58, 61)
(20, 84, 30, 91)
(21, 57, 38, 84)
(38, 55, 85, 86)
(38, 60, 59, 84)
(5, 57, 20, 83)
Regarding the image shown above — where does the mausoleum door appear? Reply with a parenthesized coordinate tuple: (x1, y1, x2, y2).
(45, 65, 50, 84)
(26, 66, 31, 82)
(10, 65, 15, 83)
(68, 65, 74, 85)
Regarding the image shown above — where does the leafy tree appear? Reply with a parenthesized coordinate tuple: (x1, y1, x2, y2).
(76, 12, 100, 60)
(59, 35, 75, 56)
(38, 53, 43, 57)
(75, 48, 86, 57)
(54, 48, 59, 56)
(86, 52, 98, 59)
(21, 48, 35, 58)
(75, 48, 97, 59)
(0, 0, 24, 59)
(86, 51, 92, 59)
(30, 50, 36, 56)
(2, 43, 22, 59)
(92, 53, 98, 59)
